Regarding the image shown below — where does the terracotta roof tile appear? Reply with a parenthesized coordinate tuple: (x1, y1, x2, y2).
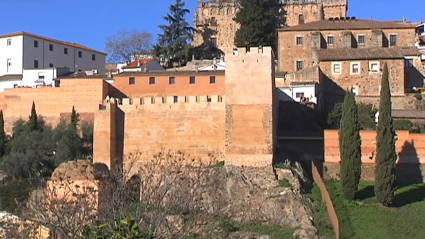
(0, 31, 106, 55)
(315, 47, 419, 61)
(122, 59, 155, 69)
(278, 19, 417, 32)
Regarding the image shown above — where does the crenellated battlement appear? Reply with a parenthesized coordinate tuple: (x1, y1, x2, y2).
(100, 95, 225, 109)
(230, 46, 273, 56)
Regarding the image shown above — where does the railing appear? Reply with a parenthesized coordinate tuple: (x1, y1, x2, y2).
(311, 161, 340, 239)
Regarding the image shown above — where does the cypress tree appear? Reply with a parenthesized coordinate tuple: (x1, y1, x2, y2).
(28, 101, 38, 131)
(0, 110, 5, 157)
(70, 106, 80, 128)
(374, 63, 397, 207)
(339, 90, 362, 200)
(234, 0, 280, 50)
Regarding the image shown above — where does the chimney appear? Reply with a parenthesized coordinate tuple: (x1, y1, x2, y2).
(144, 65, 148, 72)
(107, 70, 112, 78)
(137, 61, 140, 67)
(403, 15, 407, 23)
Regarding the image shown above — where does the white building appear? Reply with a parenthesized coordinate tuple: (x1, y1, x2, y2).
(198, 57, 225, 71)
(277, 82, 318, 104)
(0, 31, 106, 91)
(121, 59, 164, 72)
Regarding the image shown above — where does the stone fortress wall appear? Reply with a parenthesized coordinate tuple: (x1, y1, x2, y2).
(0, 79, 109, 133)
(93, 46, 277, 169)
(192, 0, 348, 48)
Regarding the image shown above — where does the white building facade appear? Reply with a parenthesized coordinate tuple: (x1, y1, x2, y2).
(277, 82, 318, 104)
(0, 32, 106, 91)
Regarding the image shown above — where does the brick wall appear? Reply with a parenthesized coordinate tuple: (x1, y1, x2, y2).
(323, 130, 425, 182)
(111, 72, 225, 98)
(0, 79, 107, 133)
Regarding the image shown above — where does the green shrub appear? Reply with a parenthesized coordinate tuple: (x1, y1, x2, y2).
(393, 120, 413, 131)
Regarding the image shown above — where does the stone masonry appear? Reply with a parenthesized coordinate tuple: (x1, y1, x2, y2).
(192, 0, 348, 49)
(93, 46, 277, 169)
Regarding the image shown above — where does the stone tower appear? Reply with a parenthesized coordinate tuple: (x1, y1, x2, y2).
(224, 46, 277, 166)
(192, 0, 348, 49)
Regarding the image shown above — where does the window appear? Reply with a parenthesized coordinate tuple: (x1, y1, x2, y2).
(64, 48, 68, 55)
(332, 62, 341, 74)
(296, 36, 303, 46)
(405, 59, 414, 67)
(149, 77, 155, 85)
(34, 60, 39, 69)
(129, 77, 135, 85)
(49, 63, 54, 68)
(295, 92, 304, 98)
(92, 54, 96, 61)
(210, 37, 217, 47)
(38, 73, 45, 79)
(327, 35, 335, 45)
(296, 60, 304, 71)
(210, 76, 216, 84)
(350, 62, 360, 74)
(49, 44, 53, 51)
(78, 51, 82, 58)
(173, 96, 178, 103)
(357, 35, 366, 45)
(298, 14, 305, 25)
(389, 34, 397, 46)
(34, 40, 38, 48)
(6, 39, 11, 46)
(189, 76, 196, 84)
(352, 85, 359, 96)
(369, 61, 380, 73)
(169, 77, 175, 84)
(6, 59, 11, 72)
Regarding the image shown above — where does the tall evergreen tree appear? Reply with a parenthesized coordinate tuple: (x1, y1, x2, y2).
(0, 110, 5, 157)
(71, 106, 80, 128)
(28, 101, 38, 131)
(339, 90, 362, 200)
(374, 63, 397, 207)
(154, 0, 195, 68)
(234, 0, 280, 50)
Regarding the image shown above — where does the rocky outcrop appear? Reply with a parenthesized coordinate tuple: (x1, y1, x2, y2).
(192, 165, 320, 239)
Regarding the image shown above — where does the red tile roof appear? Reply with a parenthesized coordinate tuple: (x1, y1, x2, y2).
(0, 31, 106, 55)
(122, 59, 155, 69)
(278, 19, 417, 32)
(315, 47, 419, 61)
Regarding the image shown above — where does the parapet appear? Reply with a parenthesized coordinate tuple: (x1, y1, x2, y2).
(101, 95, 225, 107)
(230, 46, 274, 58)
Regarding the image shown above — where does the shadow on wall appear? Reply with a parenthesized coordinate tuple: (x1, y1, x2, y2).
(356, 139, 425, 206)
(276, 89, 295, 102)
(397, 140, 423, 184)
(191, 20, 224, 60)
(319, 72, 346, 112)
(405, 66, 425, 91)
(115, 106, 125, 166)
(107, 83, 127, 99)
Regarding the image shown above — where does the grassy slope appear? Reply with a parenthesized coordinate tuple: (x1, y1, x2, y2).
(325, 180, 425, 239)
(307, 183, 336, 239)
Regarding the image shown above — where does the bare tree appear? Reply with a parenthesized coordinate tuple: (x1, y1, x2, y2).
(105, 30, 154, 63)
(8, 151, 222, 239)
